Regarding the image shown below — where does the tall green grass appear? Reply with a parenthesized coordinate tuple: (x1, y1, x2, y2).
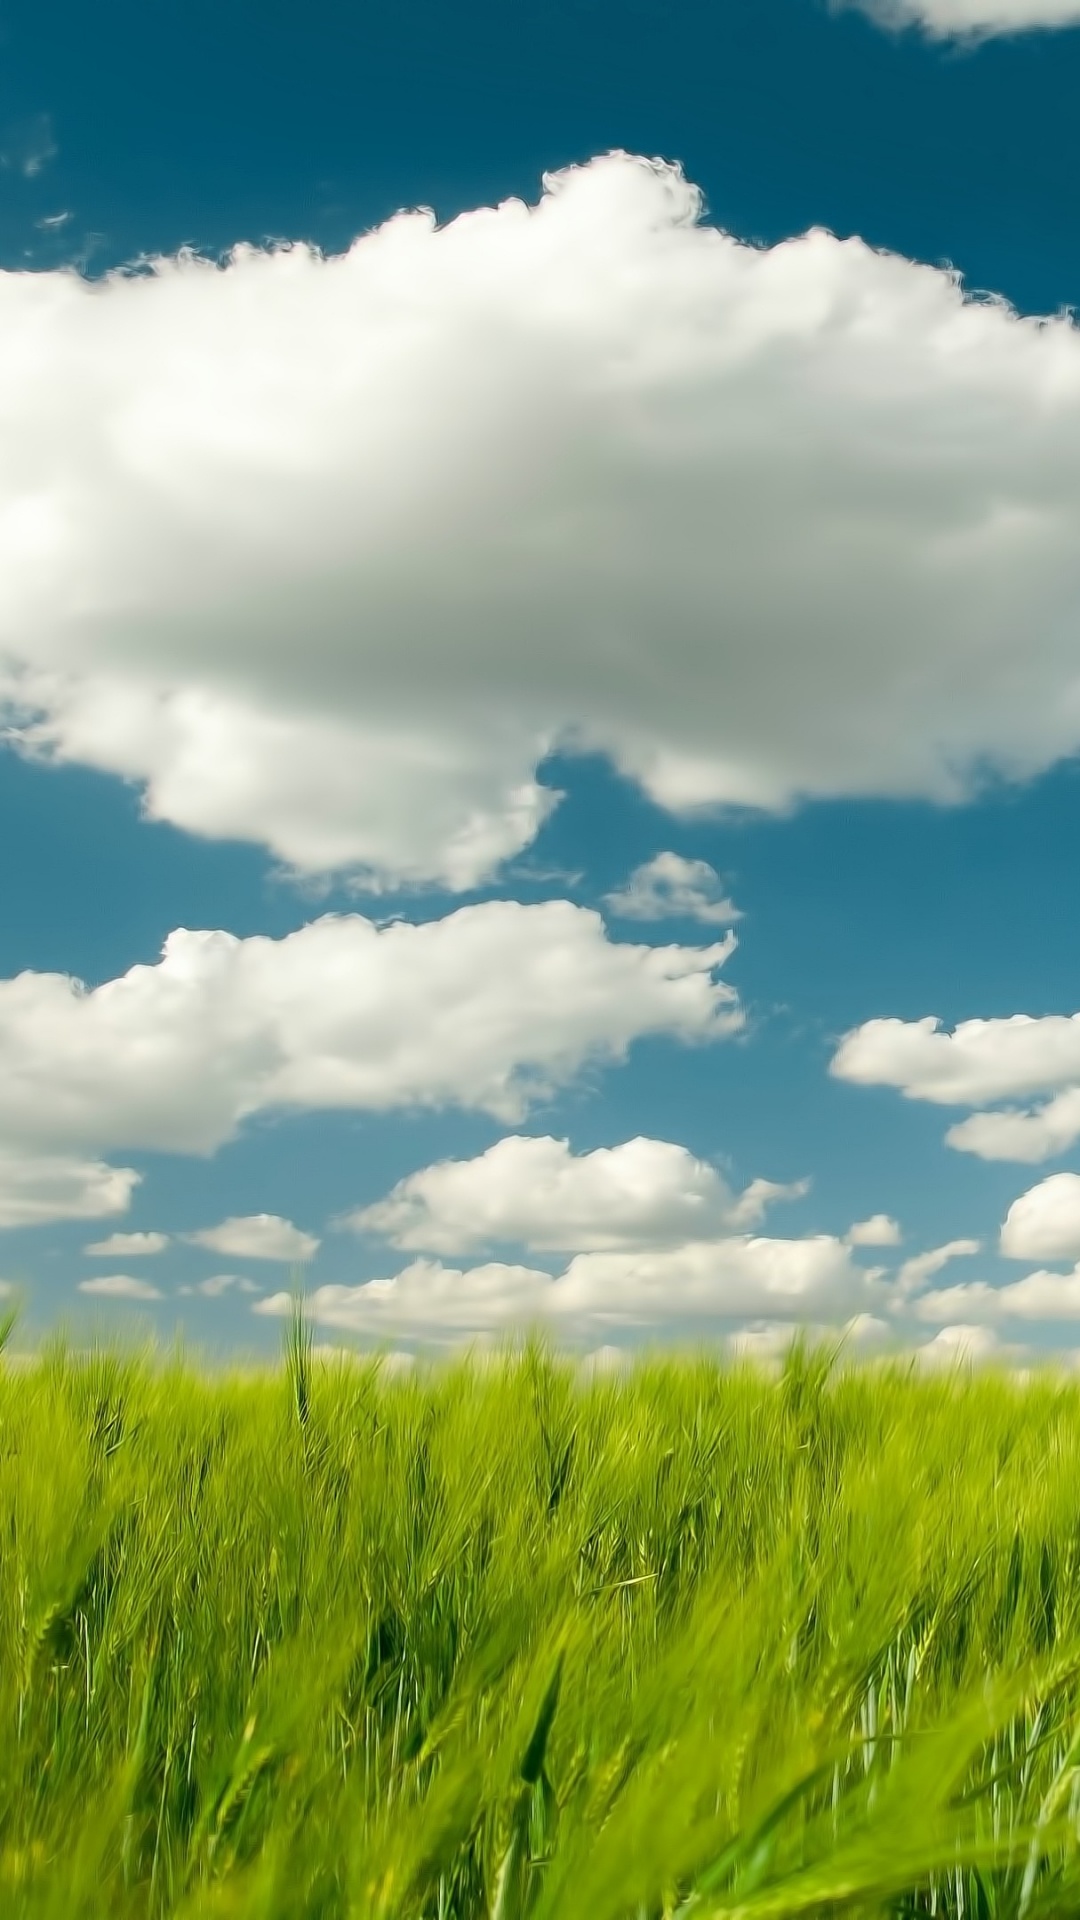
(5, 1331, 1080, 1915)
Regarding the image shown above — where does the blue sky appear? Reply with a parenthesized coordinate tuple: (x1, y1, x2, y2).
(4, 0, 1080, 1360)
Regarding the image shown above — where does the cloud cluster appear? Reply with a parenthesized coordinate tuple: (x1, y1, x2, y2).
(0, 902, 739, 1224)
(344, 1133, 802, 1255)
(831, 1014, 1080, 1164)
(838, 0, 1080, 40)
(256, 1231, 879, 1343)
(6, 155, 1080, 891)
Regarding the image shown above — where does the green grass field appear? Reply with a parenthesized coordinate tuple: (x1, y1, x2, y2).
(7, 1320, 1080, 1917)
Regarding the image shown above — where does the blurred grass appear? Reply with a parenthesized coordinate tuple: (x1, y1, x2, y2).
(5, 1330, 1080, 1914)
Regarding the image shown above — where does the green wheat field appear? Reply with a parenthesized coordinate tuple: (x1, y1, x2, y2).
(8, 1315, 1080, 1917)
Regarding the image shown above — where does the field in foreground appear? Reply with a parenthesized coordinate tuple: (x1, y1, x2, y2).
(7, 1337, 1080, 1916)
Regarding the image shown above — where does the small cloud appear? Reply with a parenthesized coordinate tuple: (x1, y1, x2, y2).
(83, 1230, 169, 1257)
(187, 1214, 320, 1262)
(195, 1273, 240, 1298)
(36, 210, 72, 231)
(604, 853, 742, 927)
(1, 112, 57, 179)
(897, 1238, 981, 1298)
(78, 1274, 163, 1301)
(846, 1214, 902, 1248)
(188, 1273, 263, 1298)
(726, 1176, 809, 1230)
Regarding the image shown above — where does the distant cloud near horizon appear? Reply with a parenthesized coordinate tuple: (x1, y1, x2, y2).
(255, 1230, 879, 1342)
(345, 1133, 804, 1255)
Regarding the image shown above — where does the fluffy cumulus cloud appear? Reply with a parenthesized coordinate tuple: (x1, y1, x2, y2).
(0, 1146, 140, 1228)
(603, 853, 741, 926)
(0, 903, 738, 1224)
(6, 155, 1080, 890)
(83, 1230, 168, 1256)
(1000, 1173, 1080, 1262)
(256, 1232, 878, 1343)
(838, 0, 1080, 40)
(77, 1273, 163, 1301)
(343, 1133, 803, 1255)
(187, 1213, 319, 1262)
(831, 1015, 1080, 1164)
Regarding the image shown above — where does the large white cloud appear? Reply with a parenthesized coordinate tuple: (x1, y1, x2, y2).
(839, 0, 1080, 39)
(342, 1133, 802, 1255)
(1000, 1173, 1080, 1262)
(0, 904, 738, 1175)
(255, 1232, 878, 1341)
(831, 1015, 1080, 1164)
(0, 1146, 139, 1227)
(6, 154, 1080, 888)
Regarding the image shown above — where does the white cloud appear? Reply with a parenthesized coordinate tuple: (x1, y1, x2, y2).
(846, 1213, 902, 1247)
(83, 1230, 169, 1256)
(0, 904, 737, 1179)
(343, 1133, 800, 1255)
(914, 1270, 1080, 1323)
(255, 1232, 878, 1342)
(897, 1238, 981, 1297)
(838, 0, 1080, 41)
(254, 1260, 553, 1338)
(725, 1176, 810, 1228)
(831, 1015, 1080, 1165)
(7, 155, 1080, 889)
(77, 1273, 163, 1301)
(603, 853, 741, 927)
(1000, 1173, 1080, 1262)
(187, 1214, 319, 1262)
(945, 1090, 1080, 1164)
(0, 1146, 139, 1228)
(181, 1273, 261, 1298)
(831, 1015, 1080, 1109)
